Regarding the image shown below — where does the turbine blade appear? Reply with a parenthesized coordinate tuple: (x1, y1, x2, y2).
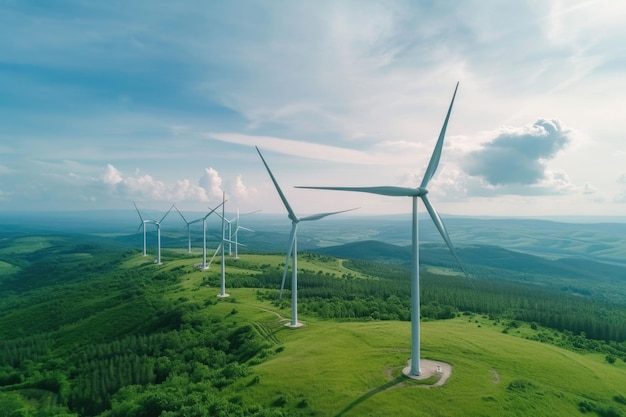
(296, 185, 422, 197)
(256, 146, 298, 222)
(204, 200, 226, 220)
(174, 205, 188, 224)
(232, 226, 253, 239)
(280, 224, 297, 299)
(300, 207, 359, 221)
(421, 194, 471, 282)
(420, 82, 459, 189)
(223, 238, 245, 246)
(208, 242, 222, 268)
(159, 203, 175, 223)
(133, 201, 144, 222)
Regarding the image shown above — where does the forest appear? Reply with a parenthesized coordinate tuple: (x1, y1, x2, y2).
(0, 232, 625, 416)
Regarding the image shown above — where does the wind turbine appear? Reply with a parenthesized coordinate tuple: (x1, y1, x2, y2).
(218, 208, 260, 258)
(174, 205, 202, 253)
(297, 82, 467, 376)
(256, 146, 357, 328)
(231, 209, 259, 259)
(217, 192, 229, 298)
(134, 201, 150, 257)
(133, 202, 175, 264)
(221, 214, 236, 256)
(198, 201, 226, 270)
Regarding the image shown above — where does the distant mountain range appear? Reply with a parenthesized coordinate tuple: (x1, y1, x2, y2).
(2, 211, 626, 260)
(312, 239, 626, 302)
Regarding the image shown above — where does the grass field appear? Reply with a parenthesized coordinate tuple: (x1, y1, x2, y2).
(237, 301, 625, 416)
(166, 257, 626, 417)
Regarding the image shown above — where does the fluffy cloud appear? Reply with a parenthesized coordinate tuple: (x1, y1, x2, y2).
(101, 164, 227, 203)
(198, 168, 224, 200)
(228, 174, 255, 201)
(462, 119, 574, 190)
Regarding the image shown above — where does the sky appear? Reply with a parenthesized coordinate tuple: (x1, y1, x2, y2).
(1, 0, 626, 218)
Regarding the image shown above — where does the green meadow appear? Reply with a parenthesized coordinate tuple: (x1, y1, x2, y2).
(195, 284, 626, 417)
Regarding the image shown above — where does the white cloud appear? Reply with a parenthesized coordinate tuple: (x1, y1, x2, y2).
(102, 164, 123, 185)
(208, 132, 381, 165)
(198, 167, 223, 200)
(227, 174, 255, 202)
(461, 119, 575, 191)
(99, 164, 228, 204)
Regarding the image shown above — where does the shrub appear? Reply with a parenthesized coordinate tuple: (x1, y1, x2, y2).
(271, 395, 287, 407)
(614, 395, 626, 405)
(507, 379, 535, 392)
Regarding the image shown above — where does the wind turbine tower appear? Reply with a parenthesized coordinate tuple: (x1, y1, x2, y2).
(256, 146, 356, 328)
(297, 83, 468, 376)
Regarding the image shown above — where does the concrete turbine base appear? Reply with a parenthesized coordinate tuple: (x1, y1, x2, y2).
(402, 359, 452, 384)
(284, 322, 304, 329)
(216, 293, 230, 298)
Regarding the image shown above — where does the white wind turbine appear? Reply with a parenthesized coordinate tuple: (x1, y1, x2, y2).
(198, 201, 226, 270)
(297, 83, 467, 376)
(218, 209, 260, 258)
(231, 209, 259, 259)
(174, 205, 202, 253)
(220, 213, 237, 257)
(218, 193, 229, 297)
(256, 146, 357, 328)
(133, 202, 175, 264)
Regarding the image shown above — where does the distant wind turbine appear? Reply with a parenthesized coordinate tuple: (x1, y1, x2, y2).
(256, 146, 357, 328)
(218, 209, 260, 258)
(133, 202, 175, 264)
(297, 82, 468, 376)
(232, 209, 259, 259)
(199, 201, 226, 270)
(174, 205, 202, 253)
(217, 192, 229, 298)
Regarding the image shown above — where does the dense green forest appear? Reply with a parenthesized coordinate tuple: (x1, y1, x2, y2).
(0, 235, 281, 416)
(1, 232, 625, 416)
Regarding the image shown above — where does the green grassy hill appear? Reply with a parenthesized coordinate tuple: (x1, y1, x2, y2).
(221, 290, 626, 417)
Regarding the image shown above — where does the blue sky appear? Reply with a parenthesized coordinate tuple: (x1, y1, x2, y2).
(1, 0, 625, 217)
